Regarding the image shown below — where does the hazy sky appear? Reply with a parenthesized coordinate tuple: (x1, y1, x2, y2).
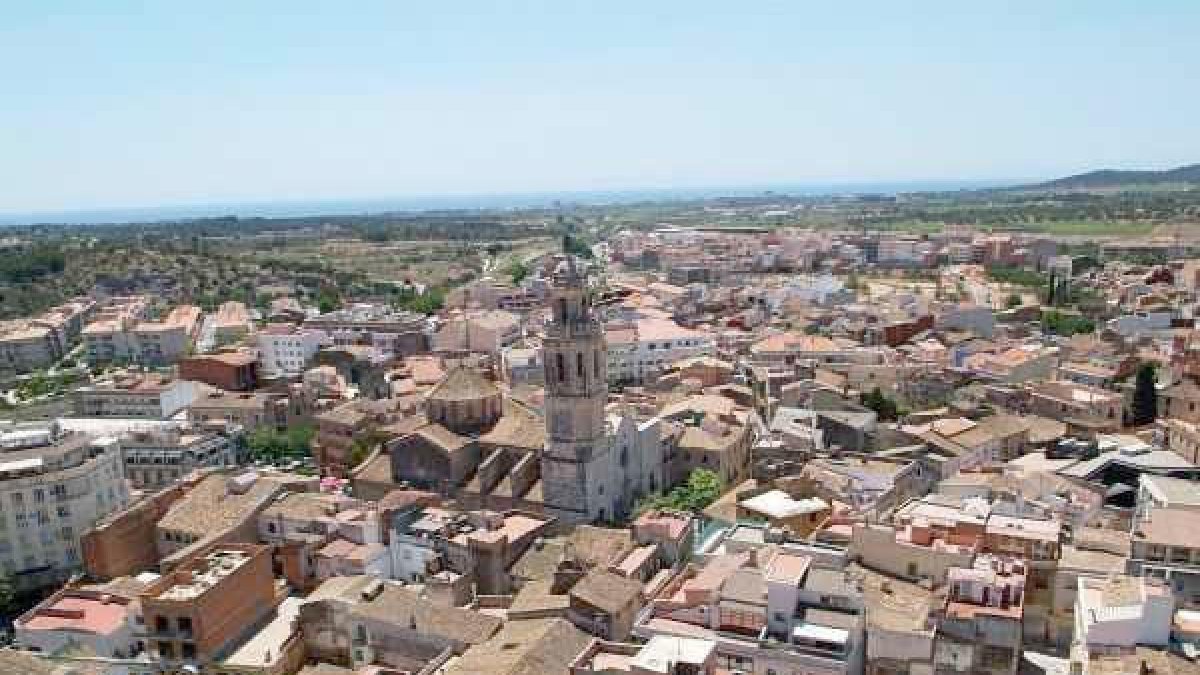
(2, 1, 1198, 213)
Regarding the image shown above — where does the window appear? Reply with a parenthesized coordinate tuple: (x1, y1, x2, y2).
(577, 352, 585, 378)
(556, 354, 565, 382)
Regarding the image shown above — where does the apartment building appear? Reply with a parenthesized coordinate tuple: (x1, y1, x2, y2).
(178, 350, 259, 391)
(304, 303, 428, 356)
(212, 300, 251, 346)
(0, 299, 95, 373)
(187, 389, 287, 432)
(256, 323, 327, 378)
(1027, 381, 1123, 434)
(72, 374, 206, 419)
(1071, 575, 1175, 673)
(84, 301, 201, 366)
(935, 555, 1026, 675)
(298, 575, 501, 671)
(605, 317, 715, 385)
(1130, 475, 1200, 609)
(634, 549, 864, 675)
(120, 428, 238, 490)
(139, 543, 279, 670)
(81, 296, 148, 363)
(0, 424, 130, 590)
(963, 345, 1058, 383)
(15, 585, 141, 659)
(0, 324, 65, 373)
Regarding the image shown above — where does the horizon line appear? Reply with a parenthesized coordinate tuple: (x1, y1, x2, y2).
(0, 176, 1026, 227)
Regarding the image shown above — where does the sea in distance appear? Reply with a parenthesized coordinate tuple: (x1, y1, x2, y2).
(0, 179, 1013, 227)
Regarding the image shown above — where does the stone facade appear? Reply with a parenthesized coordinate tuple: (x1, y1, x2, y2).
(540, 256, 663, 523)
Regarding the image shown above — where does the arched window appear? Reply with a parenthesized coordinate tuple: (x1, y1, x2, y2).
(556, 353, 565, 382)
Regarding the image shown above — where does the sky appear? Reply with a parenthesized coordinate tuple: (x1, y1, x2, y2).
(2, 1, 1199, 214)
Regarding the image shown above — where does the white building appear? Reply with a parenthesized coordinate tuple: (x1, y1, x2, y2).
(0, 423, 130, 590)
(605, 317, 715, 385)
(256, 323, 327, 378)
(83, 304, 201, 366)
(121, 428, 238, 489)
(1072, 575, 1175, 671)
(15, 586, 142, 659)
(72, 374, 205, 419)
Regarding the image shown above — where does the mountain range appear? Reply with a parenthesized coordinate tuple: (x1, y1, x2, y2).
(1018, 163, 1200, 191)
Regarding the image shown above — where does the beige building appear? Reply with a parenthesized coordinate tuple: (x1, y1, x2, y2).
(187, 389, 287, 431)
(84, 301, 201, 366)
(72, 374, 207, 419)
(1027, 381, 1122, 433)
(0, 299, 92, 373)
(0, 424, 130, 591)
(212, 301, 252, 347)
(433, 309, 521, 355)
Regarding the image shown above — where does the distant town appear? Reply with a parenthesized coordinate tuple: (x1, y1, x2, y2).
(2, 177, 1200, 675)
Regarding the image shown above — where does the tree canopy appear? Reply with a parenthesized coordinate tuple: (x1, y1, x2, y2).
(860, 386, 901, 421)
(248, 424, 314, 463)
(1132, 363, 1158, 426)
(636, 468, 724, 515)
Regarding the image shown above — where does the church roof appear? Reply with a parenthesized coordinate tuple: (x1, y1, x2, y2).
(410, 423, 472, 453)
(479, 399, 545, 450)
(427, 365, 501, 403)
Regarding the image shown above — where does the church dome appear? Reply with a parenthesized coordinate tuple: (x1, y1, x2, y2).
(425, 365, 503, 435)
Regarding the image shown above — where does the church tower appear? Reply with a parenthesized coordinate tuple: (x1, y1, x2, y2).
(540, 253, 617, 522)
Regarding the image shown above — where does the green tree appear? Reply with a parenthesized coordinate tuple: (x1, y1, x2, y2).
(860, 386, 900, 421)
(284, 424, 315, 455)
(316, 287, 341, 314)
(1041, 310, 1095, 337)
(1005, 293, 1022, 309)
(507, 261, 530, 285)
(636, 468, 724, 515)
(1132, 363, 1158, 425)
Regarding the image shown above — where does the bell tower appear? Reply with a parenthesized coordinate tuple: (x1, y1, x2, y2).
(540, 253, 614, 521)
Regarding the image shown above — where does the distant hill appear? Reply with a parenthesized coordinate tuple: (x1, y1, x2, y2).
(1017, 163, 1200, 191)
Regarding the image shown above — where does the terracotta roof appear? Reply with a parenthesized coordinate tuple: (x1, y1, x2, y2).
(0, 651, 58, 675)
(158, 472, 284, 537)
(478, 399, 544, 450)
(570, 569, 643, 613)
(570, 526, 635, 568)
(751, 332, 839, 354)
(409, 423, 471, 454)
(346, 580, 501, 645)
(351, 449, 393, 483)
(427, 365, 501, 402)
(445, 618, 593, 675)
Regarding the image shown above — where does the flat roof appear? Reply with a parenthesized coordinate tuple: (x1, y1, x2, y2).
(741, 490, 829, 519)
(222, 596, 301, 668)
(631, 635, 714, 672)
(20, 594, 129, 636)
(792, 623, 849, 644)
